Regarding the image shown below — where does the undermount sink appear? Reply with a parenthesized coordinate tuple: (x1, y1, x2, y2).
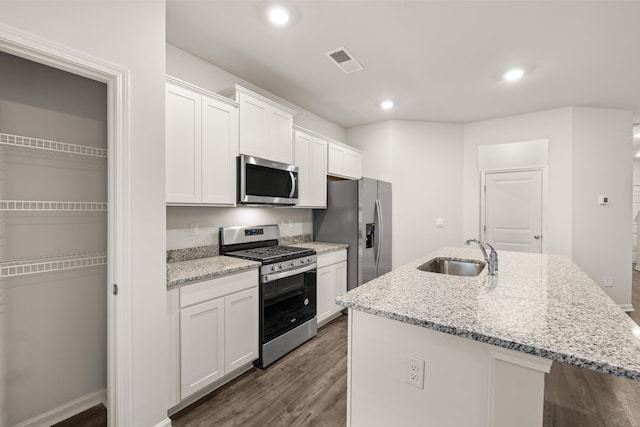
(417, 257, 486, 277)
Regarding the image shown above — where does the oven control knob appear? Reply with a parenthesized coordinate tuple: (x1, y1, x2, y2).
(279, 263, 284, 270)
(300, 258, 305, 264)
(290, 261, 295, 267)
(307, 257, 312, 263)
(271, 265, 276, 271)
(304, 298, 309, 306)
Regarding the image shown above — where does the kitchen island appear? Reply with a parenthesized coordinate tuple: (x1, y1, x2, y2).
(336, 247, 640, 427)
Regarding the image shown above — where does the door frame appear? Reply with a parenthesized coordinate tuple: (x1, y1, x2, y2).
(0, 23, 132, 426)
(480, 167, 547, 253)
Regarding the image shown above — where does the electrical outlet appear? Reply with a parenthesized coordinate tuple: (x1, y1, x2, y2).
(405, 356, 425, 389)
(190, 223, 199, 236)
(604, 276, 614, 287)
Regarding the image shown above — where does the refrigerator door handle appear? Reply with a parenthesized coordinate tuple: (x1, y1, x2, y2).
(375, 199, 383, 266)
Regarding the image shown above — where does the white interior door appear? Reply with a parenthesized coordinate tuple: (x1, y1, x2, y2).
(484, 170, 543, 253)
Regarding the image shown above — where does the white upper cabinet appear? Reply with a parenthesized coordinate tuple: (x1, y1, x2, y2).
(219, 85, 296, 164)
(294, 128, 328, 208)
(166, 82, 201, 203)
(328, 141, 362, 180)
(166, 78, 238, 206)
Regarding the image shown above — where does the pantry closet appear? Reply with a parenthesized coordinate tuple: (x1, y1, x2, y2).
(0, 51, 108, 426)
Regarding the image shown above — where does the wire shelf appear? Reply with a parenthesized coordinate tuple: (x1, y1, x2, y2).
(0, 132, 108, 158)
(0, 200, 107, 211)
(0, 252, 107, 278)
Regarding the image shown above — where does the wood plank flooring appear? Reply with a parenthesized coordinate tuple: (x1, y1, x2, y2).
(56, 268, 640, 426)
(171, 316, 348, 427)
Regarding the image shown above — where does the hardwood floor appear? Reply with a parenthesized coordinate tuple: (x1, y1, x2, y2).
(171, 316, 348, 427)
(56, 268, 640, 426)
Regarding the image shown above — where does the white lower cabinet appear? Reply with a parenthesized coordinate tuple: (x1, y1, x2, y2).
(173, 269, 259, 403)
(224, 287, 259, 373)
(316, 249, 347, 326)
(180, 297, 225, 398)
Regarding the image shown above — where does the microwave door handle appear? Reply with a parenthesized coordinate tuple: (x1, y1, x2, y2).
(289, 171, 296, 198)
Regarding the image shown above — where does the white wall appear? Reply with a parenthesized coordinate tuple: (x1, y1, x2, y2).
(463, 107, 633, 306)
(347, 121, 393, 182)
(572, 107, 632, 305)
(167, 44, 346, 142)
(348, 120, 464, 268)
(0, 2, 168, 426)
(633, 159, 640, 183)
(463, 108, 573, 257)
(167, 207, 312, 250)
(165, 44, 343, 249)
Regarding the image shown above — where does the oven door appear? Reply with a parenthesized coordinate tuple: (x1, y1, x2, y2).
(261, 266, 316, 344)
(238, 155, 299, 205)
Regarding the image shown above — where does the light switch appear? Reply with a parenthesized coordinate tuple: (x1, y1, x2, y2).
(435, 218, 445, 228)
(598, 195, 609, 206)
(190, 223, 199, 236)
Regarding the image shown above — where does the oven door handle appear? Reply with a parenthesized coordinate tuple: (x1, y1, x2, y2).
(263, 263, 317, 282)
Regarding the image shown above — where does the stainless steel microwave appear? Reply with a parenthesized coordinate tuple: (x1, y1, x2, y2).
(238, 155, 299, 206)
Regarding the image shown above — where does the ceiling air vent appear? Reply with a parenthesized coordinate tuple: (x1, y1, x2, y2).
(325, 47, 364, 74)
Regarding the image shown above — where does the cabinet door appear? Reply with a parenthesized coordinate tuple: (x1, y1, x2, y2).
(310, 137, 328, 207)
(180, 297, 225, 398)
(316, 266, 335, 325)
(202, 95, 238, 205)
(328, 143, 345, 177)
(238, 92, 269, 159)
(333, 261, 347, 313)
(345, 149, 362, 180)
(224, 287, 259, 373)
(269, 109, 294, 164)
(294, 131, 312, 207)
(166, 83, 202, 203)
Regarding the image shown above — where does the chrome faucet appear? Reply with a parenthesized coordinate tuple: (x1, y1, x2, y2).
(465, 239, 498, 275)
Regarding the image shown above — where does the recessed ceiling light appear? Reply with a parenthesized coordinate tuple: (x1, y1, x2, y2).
(268, 7, 290, 26)
(380, 100, 394, 110)
(503, 68, 525, 82)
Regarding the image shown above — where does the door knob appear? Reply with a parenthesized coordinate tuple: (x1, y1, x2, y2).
(534, 235, 541, 240)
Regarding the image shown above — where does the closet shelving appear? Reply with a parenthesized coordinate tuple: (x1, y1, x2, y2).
(1, 132, 108, 277)
(0, 200, 107, 211)
(0, 252, 108, 278)
(0, 132, 108, 158)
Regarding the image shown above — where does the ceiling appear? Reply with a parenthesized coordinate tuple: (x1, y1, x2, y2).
(166, 1, 640, 136)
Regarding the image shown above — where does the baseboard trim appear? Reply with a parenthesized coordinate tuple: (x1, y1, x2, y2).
(154, 417, 173, 427)
(14, 388, 106, 427)
(619, 304, 634, 312)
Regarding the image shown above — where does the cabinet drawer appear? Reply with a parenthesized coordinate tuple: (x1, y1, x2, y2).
(317, 249, 347, 269)
(180, 269, 258, 308)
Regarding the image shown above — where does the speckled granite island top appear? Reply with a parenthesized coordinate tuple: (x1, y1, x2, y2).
(287, 241, 349, 255)
(167, 256, 259, 288)
(337, 247, 640, 381)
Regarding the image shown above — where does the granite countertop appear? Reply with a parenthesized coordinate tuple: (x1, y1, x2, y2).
(337, 247, 640, 381)
(287, 241, 349, 255)
(167, 256, 260, 288)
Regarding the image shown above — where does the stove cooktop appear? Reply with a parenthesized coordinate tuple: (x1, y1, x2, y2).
(225, 245, 315, 263)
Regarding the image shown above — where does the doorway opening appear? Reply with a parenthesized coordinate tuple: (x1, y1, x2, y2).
(0, 23, 131, 427)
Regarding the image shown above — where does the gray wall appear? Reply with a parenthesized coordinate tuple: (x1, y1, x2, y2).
(0, 51, 107, 425)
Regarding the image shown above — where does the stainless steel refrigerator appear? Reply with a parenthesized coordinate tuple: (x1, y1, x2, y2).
(313, 177, 392, 290)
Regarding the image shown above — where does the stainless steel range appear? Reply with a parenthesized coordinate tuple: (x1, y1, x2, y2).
(219, 224, 317, 368)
